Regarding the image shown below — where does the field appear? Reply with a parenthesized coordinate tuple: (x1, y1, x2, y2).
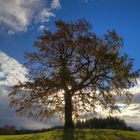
(0, 129, 140, 140)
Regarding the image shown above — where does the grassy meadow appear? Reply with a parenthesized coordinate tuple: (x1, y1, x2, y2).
(0, 129, 140, 140)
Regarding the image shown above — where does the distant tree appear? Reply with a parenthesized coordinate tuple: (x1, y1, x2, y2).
(75, 116, 132, 130)
(0, 125, 16, 135)
(9, 19, 139, 129)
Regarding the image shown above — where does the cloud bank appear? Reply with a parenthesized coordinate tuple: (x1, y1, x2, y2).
(0, 0, 61, 34)
(0, 51, 27, 86)
(0, 51, 62, 129)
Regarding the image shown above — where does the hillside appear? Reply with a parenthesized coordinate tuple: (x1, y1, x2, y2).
(0, 129, 140, 140)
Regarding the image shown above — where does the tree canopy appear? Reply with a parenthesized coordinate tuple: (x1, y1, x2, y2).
(9, 19, 139, 129)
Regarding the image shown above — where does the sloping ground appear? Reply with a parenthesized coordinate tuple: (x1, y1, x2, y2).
(0, 129, 140, 140)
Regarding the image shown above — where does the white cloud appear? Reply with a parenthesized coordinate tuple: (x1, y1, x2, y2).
(0, 0, 61, 34)
(51, 0, 61, 9)
(7, 30, 15, 35)
(0, 51, 27, 86)
(35, 8, 55, 23)
(38, 25, 49, 32)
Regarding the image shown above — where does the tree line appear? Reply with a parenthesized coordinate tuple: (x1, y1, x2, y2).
(0, 117, 134, 135)
(0, 125, 16, 135)
(75, 116, 134, 131)
(0, 125, 52, 135)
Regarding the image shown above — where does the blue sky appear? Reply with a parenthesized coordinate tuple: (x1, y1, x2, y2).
(0, 0, 140, 69)
(0, 0, 140, 129)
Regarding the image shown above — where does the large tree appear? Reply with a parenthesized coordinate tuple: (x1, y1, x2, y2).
(9, 19, 139, 129)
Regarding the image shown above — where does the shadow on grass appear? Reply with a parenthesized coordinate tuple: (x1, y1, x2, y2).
(62, 129, 87, 140)
(63, 129, 75, 140)
(50, 129, 63, 139)
(91, 129, 108, 140)
(15, 134, 42, 140)
(114, 133, 135, 140)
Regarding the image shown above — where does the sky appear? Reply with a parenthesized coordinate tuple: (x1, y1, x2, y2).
(0, 0, 140, 129)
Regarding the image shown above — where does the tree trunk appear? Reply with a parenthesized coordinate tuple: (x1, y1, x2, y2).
(64, 92, 74, 129)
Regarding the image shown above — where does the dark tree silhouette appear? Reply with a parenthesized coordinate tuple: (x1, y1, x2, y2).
(75, 116, 133, 131)
(9, 19, 139, 129)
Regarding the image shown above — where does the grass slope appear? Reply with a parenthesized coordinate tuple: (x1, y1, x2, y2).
(0, 129, 140, 140)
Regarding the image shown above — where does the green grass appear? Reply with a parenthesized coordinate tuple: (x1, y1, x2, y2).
(0, 129, 140, 140)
